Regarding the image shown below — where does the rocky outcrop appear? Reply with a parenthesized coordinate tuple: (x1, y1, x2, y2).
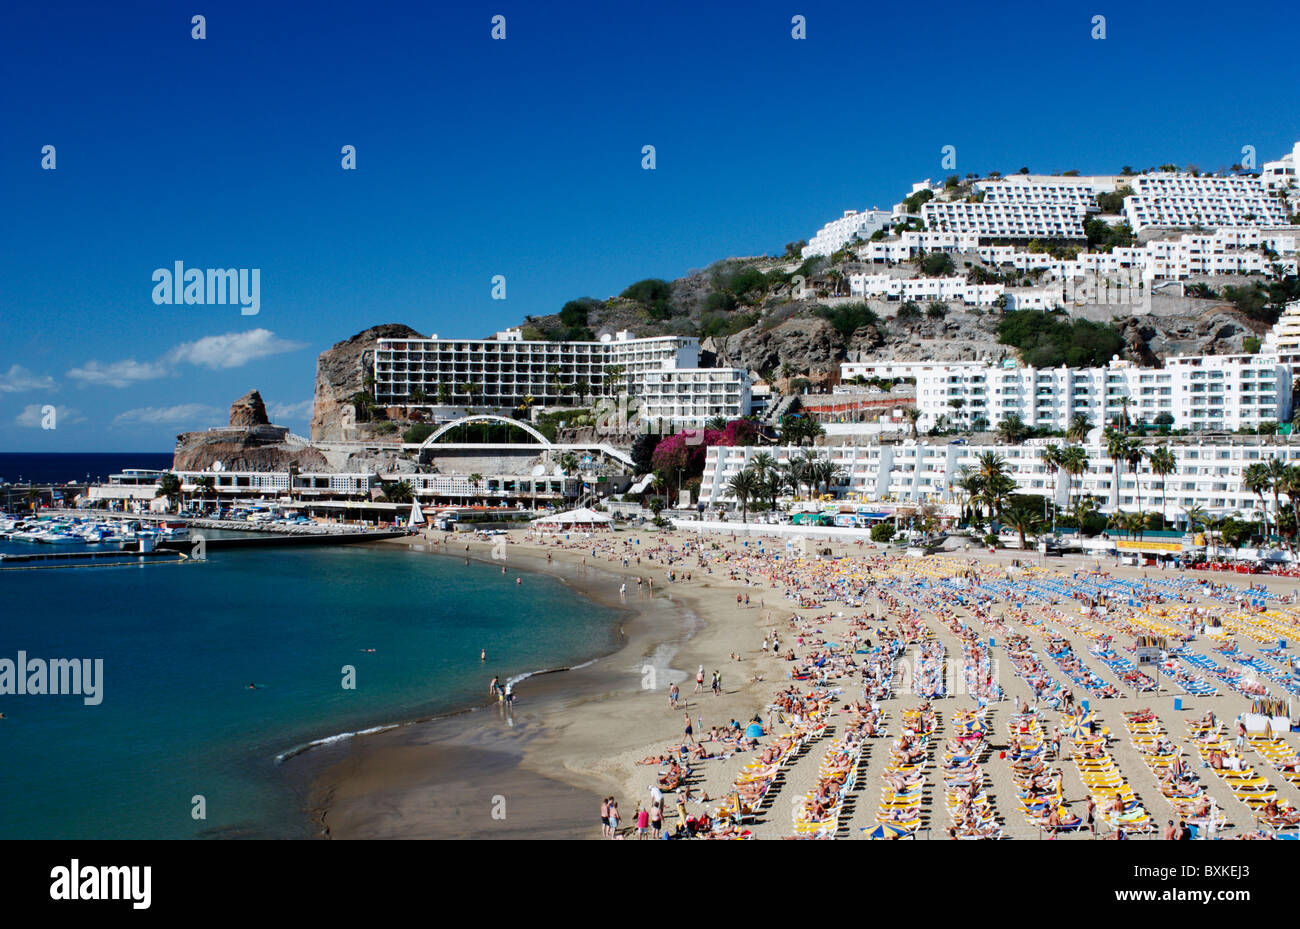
(310, 324, 424, 442)
(229, 390, 270, 428)
(174, 390, 328, 472)
(712, 316, 845, 377)
(1117, 307, 1266, 364)
(172, 427, 328, 472)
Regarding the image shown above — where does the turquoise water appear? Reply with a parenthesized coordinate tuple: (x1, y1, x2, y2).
(0, 544, 621, 839)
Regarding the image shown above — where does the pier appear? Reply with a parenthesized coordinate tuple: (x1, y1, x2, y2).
(0, 549, 185, 568)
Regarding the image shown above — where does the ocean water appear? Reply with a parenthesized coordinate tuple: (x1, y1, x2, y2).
(0, 543, 622, 839)
(0, 452, 174, 486)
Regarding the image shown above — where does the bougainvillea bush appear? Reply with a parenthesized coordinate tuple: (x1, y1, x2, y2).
(650, 419, 757, 477)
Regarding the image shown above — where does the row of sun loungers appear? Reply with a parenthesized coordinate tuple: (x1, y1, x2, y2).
(1067, 710, 1155, 834)
(1122, 709, 1227, 833)
(1186, 719, 1298, 828)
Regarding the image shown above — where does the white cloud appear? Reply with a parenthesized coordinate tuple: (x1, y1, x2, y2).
(0, 365, 57, 393)
(267, 399, 313, 422)
(166, 329, 306, 370)
(68, 329, 306, 388)
(112, 404, 223, 427)
(15, 404, 85, 428)
(66, 358, 169, 388)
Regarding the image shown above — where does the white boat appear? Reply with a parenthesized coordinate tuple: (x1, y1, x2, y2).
(37, 532, 81, 545)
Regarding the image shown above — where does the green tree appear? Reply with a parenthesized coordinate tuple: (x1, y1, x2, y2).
(1001, 497, 1044, 551)
(1066, 414, 1092, 444)
(379, 480, 414, 504)
(1060, 446, 1089, 513)
(727, 469, 758, 522)
(870, 522, 895, 543)
(155, 473, 183, 509)
(1147, 446, 1177, 526)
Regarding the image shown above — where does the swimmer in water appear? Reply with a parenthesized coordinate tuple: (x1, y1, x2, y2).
(361, 648, 376, 653)
(481, 649, 487, 662)
(516, 577, 521, 585)
(247, 683, 257, 690)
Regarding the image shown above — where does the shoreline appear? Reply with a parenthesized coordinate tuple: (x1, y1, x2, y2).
(288, 530, 709, 839)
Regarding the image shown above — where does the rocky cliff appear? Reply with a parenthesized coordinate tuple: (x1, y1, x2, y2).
(710, 316, 845, 377)
(310, 323, 424, 442)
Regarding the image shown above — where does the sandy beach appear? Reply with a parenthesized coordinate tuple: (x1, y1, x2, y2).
(299, 527, 1300, 840)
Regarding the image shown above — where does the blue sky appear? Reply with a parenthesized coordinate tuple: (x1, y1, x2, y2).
(2, 0, 1298, 451)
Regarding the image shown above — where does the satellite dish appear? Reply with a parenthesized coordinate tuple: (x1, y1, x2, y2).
(530, 464, 545, 476)
(553, 465, 564, 476)
(212, 461, 224, 472)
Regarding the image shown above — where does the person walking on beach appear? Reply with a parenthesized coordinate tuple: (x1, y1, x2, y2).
(695, 665, 705, 693)
(684, 712, 695, 744)
(650, 801, 663, 839)
(711, 670, 721, 696)
(489, 675, 500, 697)
(1086, 796, 1096, 835)
(608, 799, 620, 838)
(636, 803, 649, 839)
(600, 797, 610, 838)
(668, 681, 680, 709)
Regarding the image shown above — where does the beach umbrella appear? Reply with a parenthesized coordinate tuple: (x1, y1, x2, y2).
(865, 823, 912, 839)
(1065, 720, 1089, 739)
(744, 723, 764, 739)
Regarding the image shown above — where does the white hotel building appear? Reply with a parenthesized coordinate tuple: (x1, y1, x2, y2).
(701, 436, 1300, 520)
(840, 353, 1291, 434)
(921, 200, 1089, 240)
(374, 328, 753, 428)
(1123, 174, 1288, 231)
(802, 209, 892, 258)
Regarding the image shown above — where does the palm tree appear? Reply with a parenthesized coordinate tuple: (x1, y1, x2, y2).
(727, 469, 758, 522)
(1001, 499, 1043, 552)
(1124, 442, 1147, 514)
(750, 451, 777, 482)
(155, 473, 183, 510)
(1071, 494, 1100, 536)
(1059, 446, 1089, 514)
(1040, 443, 1063, 512)
(1265, 456, 1289, 546)
(1242, 462, 1271, 542)
(1117, 395, 1132, 432)
(1280, 465, 1300, 553)
(1184, 504, 1211, 555)
(997, 414, 1028, 444)
(903, 407, 921, 439)
(573, 377, 591, 405)
(194, 475, 217, 514)
(956, 467, 985, 526)
(469, 472, 484, 505)
(1147, 447, 1176, 527)
(985, 473, 1018, 522)
(379, 480, 414, 504)
(1066, 414, 1092, 444)
(1105, 431, 1128, 510)
(603, 364, 626, 395)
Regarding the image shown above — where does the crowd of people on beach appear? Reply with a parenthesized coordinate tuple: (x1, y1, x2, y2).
(460, 529, 1300, 840)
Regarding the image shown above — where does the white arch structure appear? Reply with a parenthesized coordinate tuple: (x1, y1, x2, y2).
(417, 414, 551, 450)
